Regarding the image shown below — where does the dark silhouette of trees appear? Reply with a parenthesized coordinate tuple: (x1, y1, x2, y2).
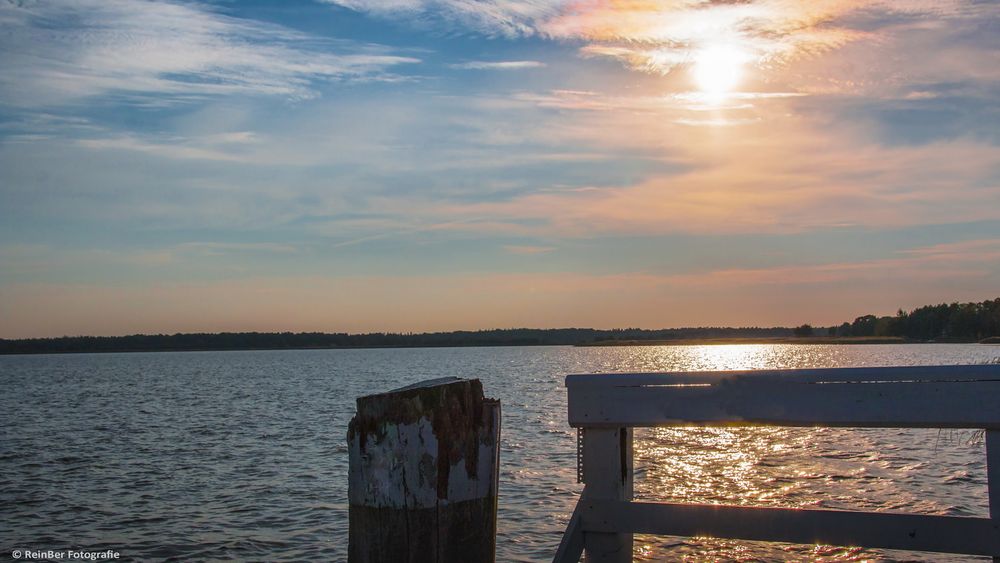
(850, 315, 878, 336)
(793, 324, 814, 337)
(0, 326, 796, 354)
(833, 298, 1000, 341)
(3, 297, 996, 355)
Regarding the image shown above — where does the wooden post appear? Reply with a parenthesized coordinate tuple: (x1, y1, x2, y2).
(347, 377, 501, 563)
(581, 428, 633, 563)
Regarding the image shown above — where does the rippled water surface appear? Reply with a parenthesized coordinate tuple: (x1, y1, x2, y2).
(2, 344, 999, 561)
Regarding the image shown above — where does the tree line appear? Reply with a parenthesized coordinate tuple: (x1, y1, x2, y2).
(830, 297, 1000, 341)
(0, 326, 793, 354)
(2, 297, 996, 354)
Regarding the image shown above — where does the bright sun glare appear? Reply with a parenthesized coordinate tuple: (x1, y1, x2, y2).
(693, 44, 746, 99)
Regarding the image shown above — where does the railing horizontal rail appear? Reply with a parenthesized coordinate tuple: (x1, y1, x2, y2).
(566, 364, 1000, 387)
(566, 365, 1000, 429)
(580, 500, 1000, 556)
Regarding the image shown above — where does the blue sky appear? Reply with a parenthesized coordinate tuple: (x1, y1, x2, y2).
(1, 0, 998, 337)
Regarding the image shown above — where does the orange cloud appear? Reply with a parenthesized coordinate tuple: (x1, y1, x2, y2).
(543, 0, 871, 78)
(381, 99, 1000, 238)
(503, 245, 557, 254)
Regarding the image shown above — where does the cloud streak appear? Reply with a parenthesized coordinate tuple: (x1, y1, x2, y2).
(322, 0, 562, 37)
(450, 60, 546, 70)
(360, 94, 1000, 238)
(326, 0, 997, 99)
(0, 0, 420, 107)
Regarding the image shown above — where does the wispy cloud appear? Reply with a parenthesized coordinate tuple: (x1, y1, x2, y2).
(71, 128, 269, 163)
(378, 109, 1000, 237)
(174, 242, 299, 255)
(75, 135, 253, 162)
(544, 1, 869, 73)
(0, 0, 420, 107)
(325, 0, 997, 99)
(503, 244, 555, 254)
(513, 89, 804, 113)
(450, 60, 546, 70)
(322, 0, 562, 37)
(658, 239, 1000, 288)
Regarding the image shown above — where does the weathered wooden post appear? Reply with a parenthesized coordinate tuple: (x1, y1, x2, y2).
(347, 377, 501, 563)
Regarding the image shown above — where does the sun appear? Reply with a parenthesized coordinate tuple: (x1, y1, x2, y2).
(692, 44, 747, 99)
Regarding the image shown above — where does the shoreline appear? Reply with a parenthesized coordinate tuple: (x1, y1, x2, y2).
(2, 337, 997, 356)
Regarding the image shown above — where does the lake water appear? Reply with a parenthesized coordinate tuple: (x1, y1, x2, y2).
(2, 344, 999, 561)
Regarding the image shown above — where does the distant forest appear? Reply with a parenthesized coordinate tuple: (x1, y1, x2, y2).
(1, 297, 997, 355)
(827, 297, 1000, 341)
(0, 326, 792, 355)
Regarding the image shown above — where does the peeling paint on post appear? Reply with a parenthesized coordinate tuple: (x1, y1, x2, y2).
(348, 377, 501, 563)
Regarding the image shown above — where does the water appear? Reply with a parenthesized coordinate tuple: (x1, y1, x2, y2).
(2, 344, 998, 561)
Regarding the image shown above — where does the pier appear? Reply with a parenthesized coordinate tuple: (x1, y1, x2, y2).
(347, 364, 1000, 562)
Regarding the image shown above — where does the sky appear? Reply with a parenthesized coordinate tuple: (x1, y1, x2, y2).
(0, 0, 998, 338)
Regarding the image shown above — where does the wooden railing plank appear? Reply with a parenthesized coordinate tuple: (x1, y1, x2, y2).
(580, 500, 1000, 557)
(566, 364, 1000, 387)
(568, 379, 1000, 428)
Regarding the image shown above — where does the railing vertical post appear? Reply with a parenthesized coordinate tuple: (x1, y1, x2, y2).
(581, 427, 633, 563)
(987, 430, 1000, 563)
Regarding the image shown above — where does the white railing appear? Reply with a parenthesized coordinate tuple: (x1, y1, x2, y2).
(553, 365, 1000, 563)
